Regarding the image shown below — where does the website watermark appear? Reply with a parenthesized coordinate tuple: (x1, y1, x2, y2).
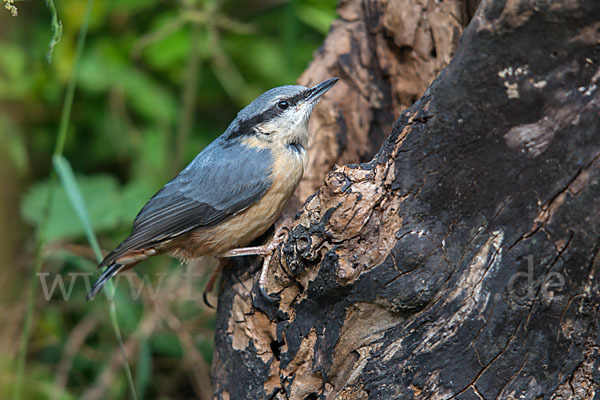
(37, 254, 565, 303)
(506, 255, 564, 303)
(37, 269, 207, 301)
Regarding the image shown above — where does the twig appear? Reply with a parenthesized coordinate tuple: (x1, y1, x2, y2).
(81, 311, 160, 400)
(160, 307, 212, 400)
(131, 16, 188, 59)
(51, 314, 100, 400)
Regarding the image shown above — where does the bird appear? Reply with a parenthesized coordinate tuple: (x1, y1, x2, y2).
(87, 77, 339, 301)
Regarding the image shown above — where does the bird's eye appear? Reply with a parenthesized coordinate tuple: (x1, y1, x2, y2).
(277, 100, 289, 110)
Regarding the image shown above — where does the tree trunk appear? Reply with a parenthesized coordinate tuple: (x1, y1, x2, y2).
(211, 0, 600, 398)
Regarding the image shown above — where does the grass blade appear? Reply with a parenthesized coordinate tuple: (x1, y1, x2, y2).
(53, 155, 138, 400)
(13, 0, 94, 397)
(44, 0, 63, 63)
(14, 1, 138, 399)
(52, 155, 103, 260)
(135, 337, 151, 399)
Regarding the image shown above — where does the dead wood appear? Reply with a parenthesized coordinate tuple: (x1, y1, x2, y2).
(211, 0, 600, 398)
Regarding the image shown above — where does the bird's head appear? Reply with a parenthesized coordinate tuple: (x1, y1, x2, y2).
(225, 78, 338, 150)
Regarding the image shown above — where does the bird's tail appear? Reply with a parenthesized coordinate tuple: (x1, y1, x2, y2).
(87, 263, 124, 300)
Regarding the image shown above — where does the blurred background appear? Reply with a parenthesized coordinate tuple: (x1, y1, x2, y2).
(0, 0, 336, 398)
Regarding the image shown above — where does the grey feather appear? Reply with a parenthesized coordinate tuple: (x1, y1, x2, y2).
(225, 85, 309, 140)
(100, 136, 274, 266)
(99, 84, 312, 268)
(236, 85, 307, 121)
(91, 78, 339, 301)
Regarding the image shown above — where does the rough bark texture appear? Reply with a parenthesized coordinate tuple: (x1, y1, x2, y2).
(212, 0, 600, 399)
(285, 0, 471, 214)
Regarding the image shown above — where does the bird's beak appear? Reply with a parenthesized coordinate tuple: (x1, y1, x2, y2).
(305, 77, 339, 104)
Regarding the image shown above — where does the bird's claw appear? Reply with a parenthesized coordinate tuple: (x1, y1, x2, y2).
(202, 259, 227, 309)
(220, 226, 290, 302)
(259, 284, 279, 303)
(257, 247, 281, 303)
(203, 289, 216, 309)
(274, 226, 290, 240)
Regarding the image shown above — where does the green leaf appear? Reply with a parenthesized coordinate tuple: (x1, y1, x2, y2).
(106, 0, 160, 13)
(0, 113, 28, 174)
(0, 42, 31, 98)
(131, 127, 171, 180)
(121, 69, 178, 122)
(142, 15, 192, 72)
(223, 36, 291, 85)
(297, 2, 337, 35)
(150, 332, 183, 358)
(52, 155, 103, 260)
(118, 180, 156, 222)
(21, 173, 126, 242)
(78, 44, 178, 123)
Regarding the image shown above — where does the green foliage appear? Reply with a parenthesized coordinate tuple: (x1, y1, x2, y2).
(78, 45, 180, 123)
(54, 154, 139, 398)
(0, 42, 30, 99)
(297, 1, 337, 34)
(150, 332, 184, 358)
(21, 173, 152, 242)
(52, 155, 105, 260)
(2, 0, 336, 398)
(0, 115, 28, 174)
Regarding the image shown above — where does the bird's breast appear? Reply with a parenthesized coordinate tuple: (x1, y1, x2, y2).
(174, 144, 307, 257)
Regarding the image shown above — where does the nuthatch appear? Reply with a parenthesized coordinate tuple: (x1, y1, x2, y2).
(87, 78, 338, 300)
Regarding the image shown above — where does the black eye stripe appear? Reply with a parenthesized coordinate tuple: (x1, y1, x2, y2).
(225, 89, 312, 140)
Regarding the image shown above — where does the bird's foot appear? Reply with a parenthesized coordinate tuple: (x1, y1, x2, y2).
(221, 226, 289, 302)
(257, 251, 279, 302)
(221, 226, 289, 257)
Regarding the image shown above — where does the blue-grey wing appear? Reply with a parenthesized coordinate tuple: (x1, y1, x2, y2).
(100, 139, 273, 266)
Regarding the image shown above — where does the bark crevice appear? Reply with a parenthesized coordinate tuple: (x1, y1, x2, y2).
(211, 0, 600, 398)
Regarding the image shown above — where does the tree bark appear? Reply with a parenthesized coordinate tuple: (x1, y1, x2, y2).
(211, 0, 600, 399)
